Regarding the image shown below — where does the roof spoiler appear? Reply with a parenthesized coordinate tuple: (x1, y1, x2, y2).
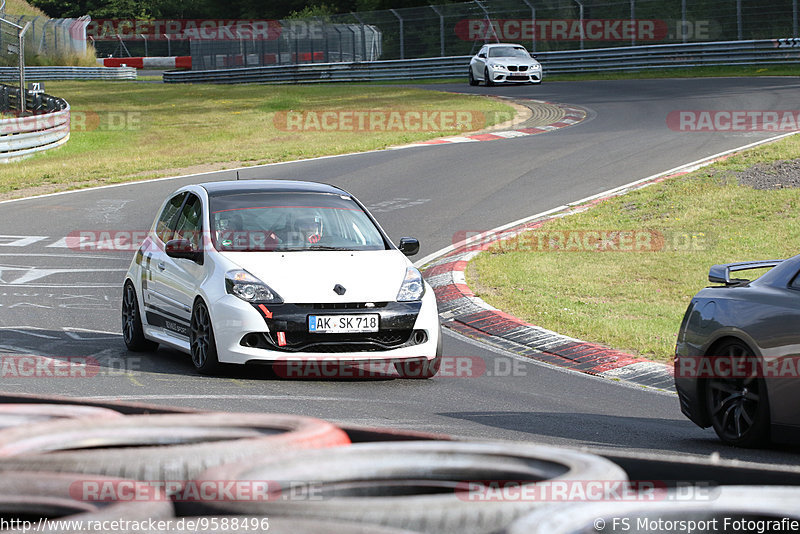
(708, 260, 784, 285)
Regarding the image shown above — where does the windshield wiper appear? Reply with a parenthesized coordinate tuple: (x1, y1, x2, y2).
(306, 245, 357, 251)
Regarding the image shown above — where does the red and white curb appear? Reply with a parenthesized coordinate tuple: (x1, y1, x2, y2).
(394, 101, 587, 149)
(419, 130, 800, 390)
(97, 56, 191, 69)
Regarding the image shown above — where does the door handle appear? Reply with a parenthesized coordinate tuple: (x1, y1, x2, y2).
(157, 262, 166, 271)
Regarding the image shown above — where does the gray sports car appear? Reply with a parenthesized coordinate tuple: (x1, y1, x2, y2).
(674, 253, 800, 447)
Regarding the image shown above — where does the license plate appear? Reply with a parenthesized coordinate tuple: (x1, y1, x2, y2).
(308, 314, 379, 334)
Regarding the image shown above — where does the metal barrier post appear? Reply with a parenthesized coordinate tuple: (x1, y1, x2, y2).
(390, 9, 404, 60)
(574, 0, 585, 49)
(736, 0, 743, 40)
(429, 5, 445, 57)
(521, 0, 536, 52)
(630, 0, 635, 47)
(19, 22, 31, 113)
(681, 0, 687, 43)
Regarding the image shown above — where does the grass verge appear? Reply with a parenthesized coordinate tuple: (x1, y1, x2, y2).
(466, 133, 800, 363)
(3, 81, 514, 199)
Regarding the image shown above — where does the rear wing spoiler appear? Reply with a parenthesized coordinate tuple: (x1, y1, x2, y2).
(708, 260, 784, 285)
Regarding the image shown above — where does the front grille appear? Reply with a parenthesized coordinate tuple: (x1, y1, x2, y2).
(295, 302, 389, 310)
(508, 75, 530, 81)
(241, 329, 427, 353)
(519, 65, 528, 71)
(507, 65, 518, 71)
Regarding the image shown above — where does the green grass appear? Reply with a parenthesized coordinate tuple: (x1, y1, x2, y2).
(466, 133, 800, 363)
(2, 81, 513, 198)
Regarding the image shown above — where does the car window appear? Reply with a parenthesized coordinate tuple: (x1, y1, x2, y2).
(209, 192, 388, 252)
(155, 192, 187, 243)
(173, 194, 203, 249)
(488, 46, 530, 58)
(790, 270, 800, 290)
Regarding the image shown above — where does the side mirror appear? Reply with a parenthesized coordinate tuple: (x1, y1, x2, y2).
(478, 53, 486, 59)
(398, 237, 420, 257)
(531, 54, 538, 59)
(166, 239, 203, 264)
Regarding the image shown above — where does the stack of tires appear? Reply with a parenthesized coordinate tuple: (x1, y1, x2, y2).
(0, 399, 798, 533)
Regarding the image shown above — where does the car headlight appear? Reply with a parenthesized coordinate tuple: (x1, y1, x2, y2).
(397, 267, 425, 302)
(489, 63, 506, 71)
(531, 63, 542, 70)
(225, 269, 283, 303)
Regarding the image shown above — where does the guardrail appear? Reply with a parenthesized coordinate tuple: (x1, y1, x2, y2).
(0, 84, 70, 163)
(0, 66, 136, 81)
(164, 39, 800, 84)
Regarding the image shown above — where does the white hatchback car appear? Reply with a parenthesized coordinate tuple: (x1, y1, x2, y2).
(469, 43, 543, 86)
(122, 180, 442, 378)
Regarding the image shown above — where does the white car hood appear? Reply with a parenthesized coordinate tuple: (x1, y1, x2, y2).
(220, 250, 411, 303)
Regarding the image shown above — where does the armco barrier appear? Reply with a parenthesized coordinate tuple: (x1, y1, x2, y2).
(164, 39, 800, 84)
(0, 66, 136, 81)
(0, 84, 70, 162)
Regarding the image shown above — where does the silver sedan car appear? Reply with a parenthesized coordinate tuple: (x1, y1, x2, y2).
(469, 43, 543, 86)
(674, 254, 800, 447)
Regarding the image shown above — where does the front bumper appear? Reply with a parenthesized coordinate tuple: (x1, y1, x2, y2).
(210, 292, 441, 365)
(489, 70, 542, 83)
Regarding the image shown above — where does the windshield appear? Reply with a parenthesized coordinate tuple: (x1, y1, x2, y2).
(488, 46, 531, 59)
(208, 191, 388, 252)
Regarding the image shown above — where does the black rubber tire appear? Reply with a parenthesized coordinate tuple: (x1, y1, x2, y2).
(190, 298, 221, 375)
(163, 517, 418, 534)
(501, 485, 800, 534)
(0, 471, 173, 533)
(190, 441, 628, 534)
(468, 67, 478, 86)
(0, 412, 350, 483)
(394, 324, 443, 379)
(121, 280, 158, 352)
(484, 67, 494, 86)
(704, 340, 770, 447)
(0, 404, 122, 430)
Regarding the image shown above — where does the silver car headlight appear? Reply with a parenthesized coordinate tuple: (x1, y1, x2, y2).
(397, 267, 425, 302)
(531, 63, 542, 70)
(225, 269, 283, 303)
(489, 63, 506, 71)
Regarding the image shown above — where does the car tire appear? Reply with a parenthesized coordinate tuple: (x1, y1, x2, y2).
(122, 280, 158, 352)
(0, 404, 122, 430)
(394, 325, 443, 379)
(500, 486, 800, 534)
(190, 441, 628, 534)
(484, 67, 494, 86)
(190, 298, 221, 375)
(704, 340, 770, 447)
(0, 412, 351, 483)
(1, 471, 174, 529)
(468, 67, 478, 86)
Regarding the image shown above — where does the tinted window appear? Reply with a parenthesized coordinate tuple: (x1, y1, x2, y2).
(488, 46, 530, 58)
(208, 192, 388, 252)
(790, 270, 800, 290)
(155, 192, 186, 243)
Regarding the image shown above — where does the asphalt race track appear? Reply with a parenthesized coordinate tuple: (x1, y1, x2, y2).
(1, 78, 800, 466)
